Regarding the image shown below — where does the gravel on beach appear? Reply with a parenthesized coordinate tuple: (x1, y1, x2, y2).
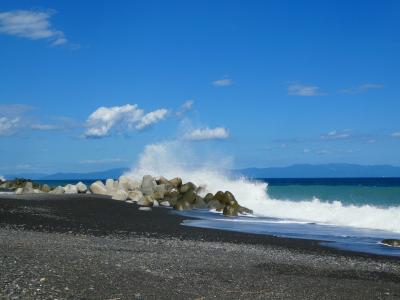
(1, 194, 400, 299)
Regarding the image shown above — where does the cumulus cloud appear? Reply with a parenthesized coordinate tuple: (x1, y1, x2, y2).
(340, 83, 384, 94)
(0, 10, 67, 46)
(84, 104, 169, 138)
(184, 127, 229, 141)
(212, 78, 233, 87)
(321, 130, 351, 140)
(288, 83, 323, 96)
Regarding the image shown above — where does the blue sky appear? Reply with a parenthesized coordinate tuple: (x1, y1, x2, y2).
(0, 0, 399, 174)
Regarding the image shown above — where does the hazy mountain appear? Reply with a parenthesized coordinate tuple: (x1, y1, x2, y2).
(4, 168, 129, 180)
(39, 168, 129, 180)
(4, 164, 400, 180)
(235, 164, 400, 178)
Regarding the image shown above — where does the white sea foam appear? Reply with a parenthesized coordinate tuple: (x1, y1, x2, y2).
(125, 141, 400, 233)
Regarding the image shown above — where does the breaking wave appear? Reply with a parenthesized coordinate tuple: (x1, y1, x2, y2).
(124, 141, 400, 233)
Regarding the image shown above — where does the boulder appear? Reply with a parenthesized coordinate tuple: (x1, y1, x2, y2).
(112, 189, 128, 201)
(214, 191, 238, 206)
(22, 182, 34, 194)
(76, 182, 87, 193)
(137, 195, 154, 207)
(223, 203, 239, 216)
(169, 177, 182, 188)
(41, 184, 51, 193)
(118, 176, 139, 191)
(153, 184, 166, 200)
(238, 205, 253, 214)
(141, 175, 155, 195)
(192, 195, 207, 209)
(207, 199, 225, 211)
(49, 186, 65, 194)
(156, 176, 169, 185)
(381, 239, 400, 247)
(180, 182, 197, 194)
(139, 207, 152, 211)
(174, 200, 191, 211)
(86, 190, 92, 194)
(33, 189, 44, 194)
(203, 193, 214, 203)
(128, 190, 143, 202)
(153, 200, 159, 207)
(15, 187, 23, 195)
(164, 190, 179, 206)
(105, 179, 115, 194)
(160, 201, 170, 207)
(180, 190, 197, 204)
(90, 181, 108, 195)
(64, 184, 78, 194)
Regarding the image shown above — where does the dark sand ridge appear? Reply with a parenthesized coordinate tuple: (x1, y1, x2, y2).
(1, 194, 400, 299)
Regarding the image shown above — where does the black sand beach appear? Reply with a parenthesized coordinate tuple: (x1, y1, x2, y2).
(1, 194, 400, 299)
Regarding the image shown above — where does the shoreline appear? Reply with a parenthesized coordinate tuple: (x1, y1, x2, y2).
(1, 194, 400, 299)
(0, 193, 399, 260)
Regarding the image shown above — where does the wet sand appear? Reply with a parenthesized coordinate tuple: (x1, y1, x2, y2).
(1, 194, 400, 299)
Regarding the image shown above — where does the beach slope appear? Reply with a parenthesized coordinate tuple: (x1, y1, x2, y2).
(1, 194, 400, 299)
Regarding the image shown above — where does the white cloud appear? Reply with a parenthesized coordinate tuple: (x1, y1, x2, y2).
(31, 124, 59, 130)
(184, 127, 229, 141)
(0, 10, 67, 46)
(136, 109, 168, 130)
(0, 117, 21, 136)
(321, 130, 351, 140)
(176, 100, 194, 117)
(315, 149, 331, 155)
(391, 132, 400, 138)
(212, 78, 233, 87)
(340, 83, 384, 94)
(0, 175, 5, 181)
(288, 83, 323, 96)
(84, 104, 169, 138)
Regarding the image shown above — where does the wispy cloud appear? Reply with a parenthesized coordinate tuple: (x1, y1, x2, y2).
(391, 132, 400, 138)
(321, 130, 351, 140)
(176, 100, 194, 117)
(0, 10, 67, 46)
(288, 83, 323, 96)
(339, 83, 384, 94)
(136, 109, 169, 130)
(0, 103, 80, 136)
(30, 124, 60, 130)
(0, 117, 21, 136)
(79, 158, 129, 164)
(212, 77, 233, 87)
(84, 104, 169, 138)
(184, 127, 229, 141)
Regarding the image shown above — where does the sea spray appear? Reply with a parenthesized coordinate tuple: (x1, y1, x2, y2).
(124, 141, 400, 233)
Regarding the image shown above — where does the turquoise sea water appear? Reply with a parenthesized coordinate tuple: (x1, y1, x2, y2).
(263, 178, 400, 207)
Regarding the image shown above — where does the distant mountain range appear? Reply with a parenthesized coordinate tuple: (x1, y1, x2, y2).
(234, 164, 400, 178)
(5, 168, 129, 180)
(4, 164, 400, 180)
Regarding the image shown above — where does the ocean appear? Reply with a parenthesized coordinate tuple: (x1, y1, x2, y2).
(31, 177, 400, 256)
(178, 177, 400, 257)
